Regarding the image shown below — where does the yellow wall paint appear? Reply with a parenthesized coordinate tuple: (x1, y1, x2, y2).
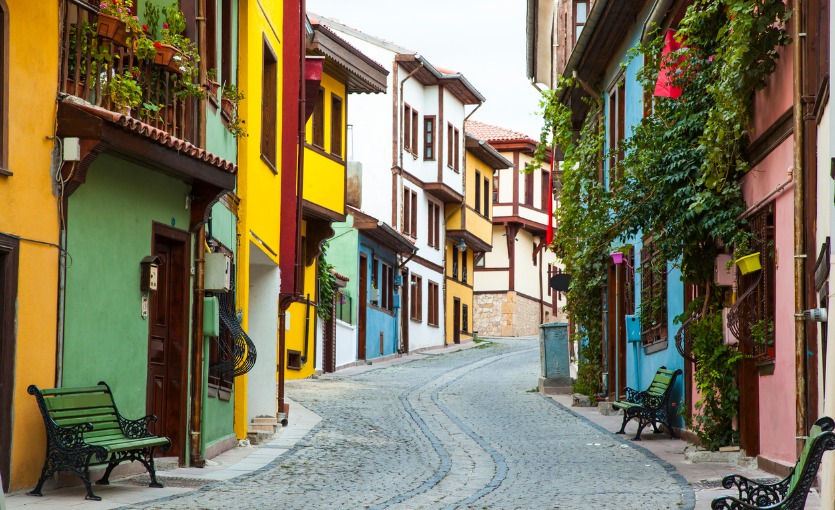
(465, 151, 495, 245)
(445, 278, 473, 342)
(0, 0, 62, 491)
(285, 229, 319, 380)
(302, 72, 346, 214)
(233, 0, 284, 439)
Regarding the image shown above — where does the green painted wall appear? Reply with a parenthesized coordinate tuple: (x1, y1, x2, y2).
(329, 217, 359, 325)
(205, 0, 239, 163)
(63, 155, 191, 420)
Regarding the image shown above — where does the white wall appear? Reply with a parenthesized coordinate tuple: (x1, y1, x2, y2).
(404, 262, 445, 351)
(246, 243, 279, 423)
(335, 320, 358, 368)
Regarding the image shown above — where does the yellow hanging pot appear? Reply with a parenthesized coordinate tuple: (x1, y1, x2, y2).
(734, 252, 762, 275)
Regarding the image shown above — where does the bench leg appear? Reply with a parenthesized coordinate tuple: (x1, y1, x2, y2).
(27, 469, 49, 497)
(633, 420, 648, 441)
(96, 460, 120, 486)
(79, 465, 101, 501)
(616, 412, 630, 435)
(137, 447, 164, 488)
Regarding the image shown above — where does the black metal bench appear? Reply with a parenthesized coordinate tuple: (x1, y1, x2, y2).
(28, 381, 171, 501)
(711, 416, 835, 509)
(612, 366, 682, 440)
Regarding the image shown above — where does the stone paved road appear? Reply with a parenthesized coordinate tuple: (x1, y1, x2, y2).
(140, 337, 690, 509)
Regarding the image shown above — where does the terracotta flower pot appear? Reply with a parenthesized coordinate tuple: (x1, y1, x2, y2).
(221, 97, 235, 117)
(96, 13, 129, 47)
(153, 44, 184, 74)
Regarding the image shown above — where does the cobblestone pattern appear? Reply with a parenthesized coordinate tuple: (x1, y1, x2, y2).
(474, 292, 552, 337)
(136, 338, 687, 510)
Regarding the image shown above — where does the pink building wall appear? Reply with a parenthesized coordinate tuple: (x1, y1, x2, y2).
(740, 138, 796, 466)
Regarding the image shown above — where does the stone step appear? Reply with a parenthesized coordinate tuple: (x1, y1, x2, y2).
(249, 423, 277, 433)
(251, 417, 278, 425)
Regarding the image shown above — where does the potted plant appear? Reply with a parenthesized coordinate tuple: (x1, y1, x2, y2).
(204, 68, 221, 98)
(133, 35, 156, 60)
(220, 83, 244, 118)
(97, 0, 142, 47)
(751, 318, 775, 358)
(734, 252, 761, 275)
(107, 70, 142, 115)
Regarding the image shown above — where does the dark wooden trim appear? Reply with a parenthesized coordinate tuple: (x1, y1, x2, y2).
(367, 303, 395, 317)
(743, 107, 794, 169)
(492, 214, 548, 234)
(391, 61, 399, 170)
(391, 167, 398, 227)
(512, 152, 520, 215)
(302, 198, 346, 223)
(0, 232, 18, 493)
(813, 75, 829, 126)
(474, 266, 509, 272)
(445, 275, 473, 290)
(304, 142, 346, 167)
(506, 223, 520, 291)
(437, 84, 444, 181)
(408, 255, 444, 274)
(401, 169, 425, 187)
(261, 36, 279, 169)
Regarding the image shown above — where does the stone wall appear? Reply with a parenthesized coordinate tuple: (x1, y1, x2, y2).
(474, 292, 560, 337)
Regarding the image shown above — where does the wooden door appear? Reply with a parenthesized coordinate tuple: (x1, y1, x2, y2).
(358, 254, 367, 360)
(0, 234, 18, 493)
(606, 263, 627, 399)
(146, 225, 189, 461)
(453, 298, 461, 344)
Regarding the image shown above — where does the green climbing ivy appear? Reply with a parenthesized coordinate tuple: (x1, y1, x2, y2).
(530, 0, 790, 405)
(317, 242, 338, 321)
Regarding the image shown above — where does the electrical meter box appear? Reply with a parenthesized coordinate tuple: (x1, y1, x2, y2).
(625, 315, 641, 342)
(204, 252, 232, 292)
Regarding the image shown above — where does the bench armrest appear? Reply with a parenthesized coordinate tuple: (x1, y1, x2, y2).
(719, 474, 790, 507)
(117, 414, 158, 439)
(623, 387, 642, 402)
(49, 422, 108, 462)
(711, 495, 771, 510)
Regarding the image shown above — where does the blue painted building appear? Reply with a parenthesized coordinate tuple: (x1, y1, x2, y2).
(528, 0, 686, 424)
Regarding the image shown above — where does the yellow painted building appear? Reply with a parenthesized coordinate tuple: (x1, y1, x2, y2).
(233, 0, 285, 438)
(444, 135, 512, 344)
(0, 0, 61, 492)
(285, 21, 388, 378)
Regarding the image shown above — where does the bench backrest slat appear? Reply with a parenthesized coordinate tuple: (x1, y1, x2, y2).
(40, 386, 109, 396)
(50, 407, 117, 420)
(43, 393, 115, 412)
(789, 424, 824, 492)
(54, 414, 120, 428)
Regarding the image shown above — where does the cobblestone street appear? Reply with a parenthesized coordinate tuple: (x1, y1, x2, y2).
(134, 338, 688, 509)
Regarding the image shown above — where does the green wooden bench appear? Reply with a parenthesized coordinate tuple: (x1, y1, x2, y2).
(613, 366, 682, 440)
(28, 382, 171, 501)
(712, 416, 835, 509)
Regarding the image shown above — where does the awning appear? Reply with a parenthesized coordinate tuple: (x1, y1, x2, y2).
(423, 182, 464, 204)
(350, 207, 417, 256)
(446, 229, 492, 253)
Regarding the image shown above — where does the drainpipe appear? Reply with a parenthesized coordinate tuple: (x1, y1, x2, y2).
(278, 0, 308, 422)
(792, 0, 807, 446)
(196, 0, 207, 148)
(190, 226, 206, 467)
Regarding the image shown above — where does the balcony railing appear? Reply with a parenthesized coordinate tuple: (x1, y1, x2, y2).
(60, 0, 195, 141)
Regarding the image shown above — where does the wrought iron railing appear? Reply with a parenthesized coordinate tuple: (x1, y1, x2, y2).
(674, 311, 700, 363)
(60, 0, 195, 141)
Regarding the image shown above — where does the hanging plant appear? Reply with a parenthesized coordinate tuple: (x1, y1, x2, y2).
(317, 242, 338, 321)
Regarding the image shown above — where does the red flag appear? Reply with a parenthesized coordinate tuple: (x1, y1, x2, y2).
(654, 30, 683, 99)
(546, 150, 555, 246)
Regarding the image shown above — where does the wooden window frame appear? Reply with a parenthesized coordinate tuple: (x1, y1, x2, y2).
(220, 0, 233, 89)
(740, 203, 776, 363)
(493, 173, 499, 203)
(380, 262, 394, 311)
(311, 87, 325, 149)
(260, 38, 278, 170)
(447, 122, 454, 168)
(403, 188, 418, 238)
(424, 115, 436, 160)
(462, 304, 469, 333)
(427, 200, 441, 249)
(428, 281, 439, 326)
(475, 170, 482, 214)
(452, 247, 459, 280)
(608, 78, 626, 185)
(404, 103, 413, 153)
(370, 257, 379, 306)
(453, 127, 460, 172)
(330, 94, 343, 158)
(462, 249, 468, 284)
(411, 107, 419, 154)
(574, 0, 588, 43)
(410, 274, 422, 321)
(483, 176, 490, 218)
(524, 171, 534, 207)
(640, 238, 668, 347)
(541, 170, 550, 212)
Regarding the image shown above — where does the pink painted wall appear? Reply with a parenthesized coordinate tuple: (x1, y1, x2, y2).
(740, 136, 796, 466)
(749, 44, 793, 140)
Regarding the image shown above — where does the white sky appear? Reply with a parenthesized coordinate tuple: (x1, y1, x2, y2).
(306, 0, 544, 139)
